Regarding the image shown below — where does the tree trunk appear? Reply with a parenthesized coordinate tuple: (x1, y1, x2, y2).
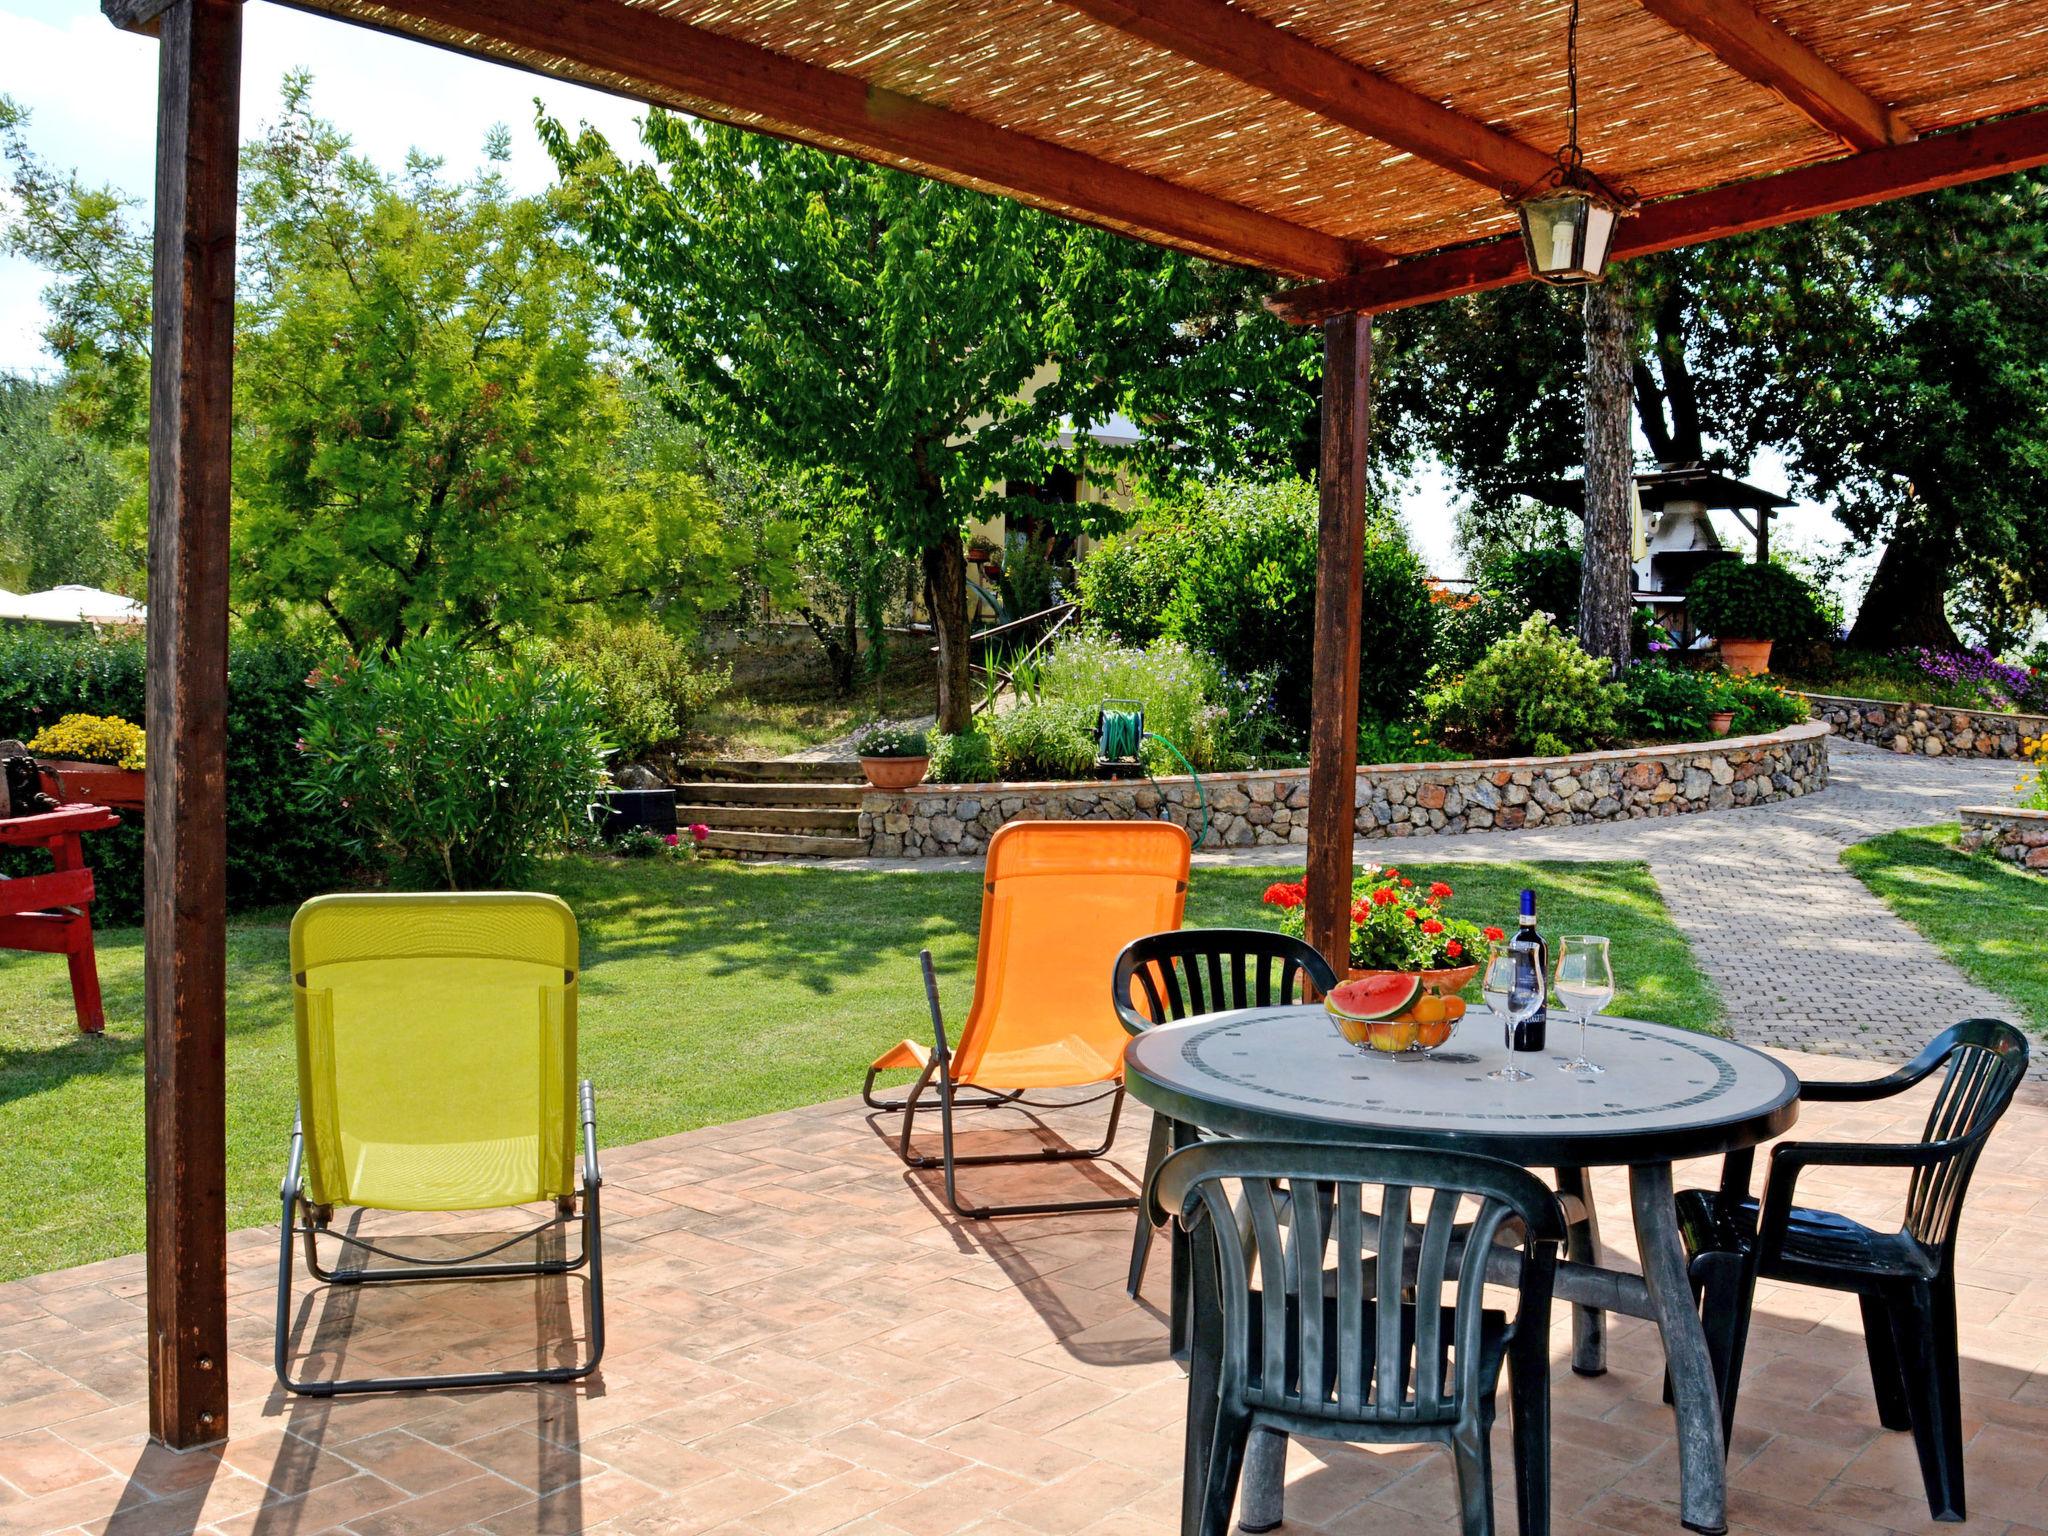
(924, 530, 973, 733)
(1846, 518, 1961, 651)
(1581, 273, 1637, 676)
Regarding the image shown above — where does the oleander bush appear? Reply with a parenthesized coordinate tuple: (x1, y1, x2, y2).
(1425, 613, 1622, 757)
(299, 635, 609, 889)
(0, 626, 355, 920)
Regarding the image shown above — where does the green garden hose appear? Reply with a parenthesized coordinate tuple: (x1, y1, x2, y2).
(1097, 704, 1209, 850)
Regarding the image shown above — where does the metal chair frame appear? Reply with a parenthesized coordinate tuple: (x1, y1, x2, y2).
(1677, 1019, 2030, 1522)
(1159, 1139, 1564, 1536)
(275, 1081, 606, 1396)
(864, 949, 1133, 1220)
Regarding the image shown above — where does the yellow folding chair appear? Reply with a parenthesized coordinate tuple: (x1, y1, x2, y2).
(275, 892, 604, 1395)
(864, 819, 1192, 1218)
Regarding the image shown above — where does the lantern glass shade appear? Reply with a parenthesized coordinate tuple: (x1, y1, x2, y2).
(1516, 190, 1619, 285)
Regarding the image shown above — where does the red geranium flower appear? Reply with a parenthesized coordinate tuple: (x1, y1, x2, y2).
(1446, 939, 1463, 958)
(1404, 908, 1420, 921)
(1263, 881, 1306, 909)
(1429, 881, 1453, 900)
(1382, 867, 1399, 881)
(1400, 878, 1414, 888)
(1372, 888, 1398, 907)
(1483, 925, 1506, 943)
(1421, 918, 1445, 936)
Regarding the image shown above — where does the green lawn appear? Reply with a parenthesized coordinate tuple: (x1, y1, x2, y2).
(0, 854, 1716, 1281)
(1842, 825, 2048, 1033)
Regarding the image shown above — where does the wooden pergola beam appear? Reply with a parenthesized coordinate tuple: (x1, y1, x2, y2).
(1058, 0, 1558, 192)
(1636, 0, 1913, 151)
(1266, 107, 2048, 322)
(288, 0, 1379, 282)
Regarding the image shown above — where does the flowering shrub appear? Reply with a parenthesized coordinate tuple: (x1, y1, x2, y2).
(1425, 613, 1622, 757)
(300, 635, 610, 889)
(1039, 632, 1232, 771)
(1261, 865, 1493, 972)
(853, 720, 929, 758)
(615, 823, 711, 860)
(26, 713, 145, 770)
(1907, 647, 2046, 713)
(2017, 738, 2048, 811)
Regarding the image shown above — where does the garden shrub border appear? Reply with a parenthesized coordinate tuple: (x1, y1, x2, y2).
(1957, 806, 2048, 872)
(861, 721, 1831, 858)
(1802, 692, 2047, 760)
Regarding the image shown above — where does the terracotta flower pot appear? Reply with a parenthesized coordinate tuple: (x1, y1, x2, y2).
(1718, 637, 1773, 676)
(37, 759, 145, 811)
(1708, 710, 1736, 737)
(860, 755, 929, 791)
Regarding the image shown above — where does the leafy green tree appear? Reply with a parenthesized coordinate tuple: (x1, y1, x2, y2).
(0, 375, 141, 592)
(1376, 174, 2048, 652)
(541, 112, 1316, 731)
(233, 83, 743, 651)
(0, 97, 153, 446)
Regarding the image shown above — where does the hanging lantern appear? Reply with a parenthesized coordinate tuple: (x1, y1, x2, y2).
(1505, 0, 1637, 286)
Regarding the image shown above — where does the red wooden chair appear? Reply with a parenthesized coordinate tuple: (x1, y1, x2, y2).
(0, 804, 122, 1034)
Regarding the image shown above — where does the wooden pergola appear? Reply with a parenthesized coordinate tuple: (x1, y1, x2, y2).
(108, 0, 2048, 1460)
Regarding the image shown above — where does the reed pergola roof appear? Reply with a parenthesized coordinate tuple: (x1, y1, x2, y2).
(218, 0, 2048, 314)
(98, 0, 2048, 1464)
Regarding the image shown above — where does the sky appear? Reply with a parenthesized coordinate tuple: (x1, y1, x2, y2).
(0, 0, 1868, 602)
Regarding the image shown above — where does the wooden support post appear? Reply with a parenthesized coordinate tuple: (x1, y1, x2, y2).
(141, 0, 240, 1450)
(1303, 314, 1370, 977)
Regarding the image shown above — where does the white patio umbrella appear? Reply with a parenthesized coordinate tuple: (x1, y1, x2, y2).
(0, 584, 145, 625)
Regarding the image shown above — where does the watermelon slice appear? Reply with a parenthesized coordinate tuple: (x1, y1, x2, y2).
(1326, 973, 1422, 1022)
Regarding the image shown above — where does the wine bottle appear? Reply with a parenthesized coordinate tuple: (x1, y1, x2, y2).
(1507, 888, 1548, 1054)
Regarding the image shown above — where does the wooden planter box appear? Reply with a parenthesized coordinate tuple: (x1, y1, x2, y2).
(38, 759, 146, 812)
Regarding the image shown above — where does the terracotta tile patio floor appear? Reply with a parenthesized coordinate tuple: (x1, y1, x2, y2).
(2, 1047, 2045, 1536)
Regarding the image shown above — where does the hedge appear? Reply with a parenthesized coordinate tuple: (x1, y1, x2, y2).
(0, 626, 356, 921)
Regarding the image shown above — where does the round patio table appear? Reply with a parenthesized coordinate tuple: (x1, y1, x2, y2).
(1123, 1004, 1800, 1536)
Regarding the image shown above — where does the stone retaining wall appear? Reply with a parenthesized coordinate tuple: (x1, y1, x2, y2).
(861, 722, 1831, 859)
(1803, 692, 2046, 760)
(1958, 806, 2048, 872)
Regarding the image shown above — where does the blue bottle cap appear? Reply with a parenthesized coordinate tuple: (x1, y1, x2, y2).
(1519, 887, 1535, 918)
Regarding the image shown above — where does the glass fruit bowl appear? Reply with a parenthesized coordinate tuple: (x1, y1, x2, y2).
(1326, 968, 1474, 1056)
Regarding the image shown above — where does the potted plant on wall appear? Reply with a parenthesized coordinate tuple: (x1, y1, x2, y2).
(1684, 560, 1826, 677)
(26, 713, 148, 810)
(854, 720, 931, 791)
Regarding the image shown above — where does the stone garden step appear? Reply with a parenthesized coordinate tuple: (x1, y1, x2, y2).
(671, 781, 866, 807)
(677, 803, 863, 834)
(674, 757, 861, 783)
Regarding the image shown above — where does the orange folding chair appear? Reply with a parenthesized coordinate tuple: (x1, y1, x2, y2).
(864, 819, 1191, 1218)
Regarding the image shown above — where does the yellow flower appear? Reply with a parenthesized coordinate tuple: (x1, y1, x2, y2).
(27, 713, 147, 771)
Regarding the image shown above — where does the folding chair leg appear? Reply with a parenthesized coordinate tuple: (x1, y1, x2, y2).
(275, 1091, 608, 1397)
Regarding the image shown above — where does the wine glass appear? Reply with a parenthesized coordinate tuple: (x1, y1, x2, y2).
(1554, 935, 1613, 1076)
(1481, 941, 1532, 1082)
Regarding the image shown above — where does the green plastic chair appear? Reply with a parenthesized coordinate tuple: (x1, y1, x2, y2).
(1157, 1140, 1564, 1536)
(275, 892, 604, 1395)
